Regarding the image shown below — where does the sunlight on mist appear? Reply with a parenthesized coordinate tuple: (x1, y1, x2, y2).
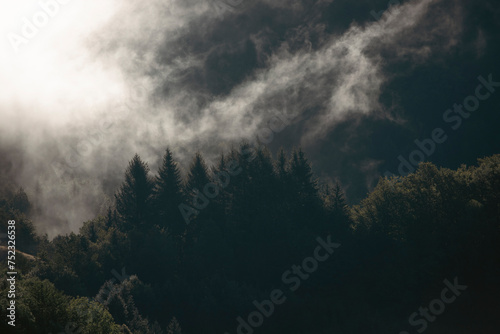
(0, 0, 466, 238)
(0, 0, 123, 127)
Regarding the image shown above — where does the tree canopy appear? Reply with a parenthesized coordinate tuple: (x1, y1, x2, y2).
(1, 148, 499, 333)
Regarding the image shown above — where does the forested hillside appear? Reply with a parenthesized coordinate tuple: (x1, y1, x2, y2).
(1, 146, 499, 334)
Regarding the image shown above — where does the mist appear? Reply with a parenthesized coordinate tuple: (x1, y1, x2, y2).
(1, 0, 499, 237)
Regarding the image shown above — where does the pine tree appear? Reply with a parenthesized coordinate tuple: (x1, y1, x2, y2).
(332, 181, 348, 214)
(115, 154, 154, 231)
(251, 147, 278, 217)
(153, 148, 185, 235)
(11, 187, 31, 214)
(186, 153, 211, 197)
(183, 152, 212, 223)
(182, 152, 213, 265)
(276, 148, 289, 181)
(105, 207, 117, 228)
(327, 181, 351, 236)
(289, 148, 321, 229)
(212, 153, 230, 222)
(290, 148, 318, 202)
(274, 148, 293, 216)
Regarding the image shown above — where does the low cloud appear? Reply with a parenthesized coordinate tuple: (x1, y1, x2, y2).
(0, 0, 478, 237)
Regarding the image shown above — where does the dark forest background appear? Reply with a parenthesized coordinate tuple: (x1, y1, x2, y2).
(1, 146, 499, 333)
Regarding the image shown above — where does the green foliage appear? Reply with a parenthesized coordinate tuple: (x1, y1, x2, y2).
(153, 149, 186, 236)
(185, 152, 211, 197)
(115, 154, 154, 231)
(3, 150, 500, 334)
(352, 159, 498, 250)
(35, 232, 102, 296)
(67, 297, 121, 334)
(96, 275, 159, 333)
(0, 188, 39, 253)
(290, 148, 319, 201)
(0, 277, 123, 334)
(0, 277, 69, 333)
(11, 188, 31, 215)
(323, 181, 351, 237)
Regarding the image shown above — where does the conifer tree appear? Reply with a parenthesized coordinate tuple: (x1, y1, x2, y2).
(325, 181, 351, 236)
(289, 148, 321, 229)
(184, 153, 212, 221)
(276, 148, 290, 181)
(105, 206, 117, 228)
(332, 181, 348, 215)
(115, 154, 154, 231)
(274, 148, 293, 216)
(251, 147, 278, 216)
(290, 148, 318, 202)
(11, 187, 31, 214)
(182, 152, 212, 260)
(153, 148, 185, 235)
(212, 153, 230, 223)
(186, 152, 211, 197)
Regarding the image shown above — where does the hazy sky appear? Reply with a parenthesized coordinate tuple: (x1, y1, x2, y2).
(1, 0, 499, 237)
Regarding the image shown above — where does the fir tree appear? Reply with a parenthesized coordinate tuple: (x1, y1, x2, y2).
(290, 148, 319, 203)
(289, 148, 321, 229)
(115, 154, 154, 231)
(332, 181, 348, 215)
(325, 181, 351, 236)
(153, 148, 185, 235)
(183, 152, 212, 223)
(186, 152, 211, 197)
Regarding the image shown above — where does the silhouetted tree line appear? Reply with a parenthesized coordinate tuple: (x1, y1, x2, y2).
(1, 147, 499, 333)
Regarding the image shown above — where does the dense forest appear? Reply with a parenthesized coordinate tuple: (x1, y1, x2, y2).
(1, 146, 499, 333)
